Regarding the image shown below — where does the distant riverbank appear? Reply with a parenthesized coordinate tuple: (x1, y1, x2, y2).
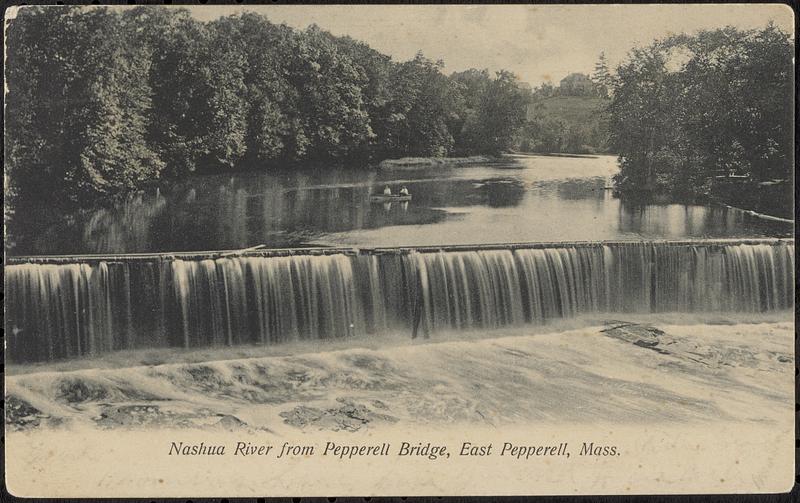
(509, 151, 607, 159)
(378, 155, 498, 169)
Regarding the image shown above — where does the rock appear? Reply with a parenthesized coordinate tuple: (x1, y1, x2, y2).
(598, 321, 787, 371)
(279, 405, 325, 429)
(57, 379, 109, 404)
(94, 404, 164, 428)
(5, 396, 44, 431)
(601, 322, 667, 353)
(213, 415, 248, 431)
(280, 399, 397, 432)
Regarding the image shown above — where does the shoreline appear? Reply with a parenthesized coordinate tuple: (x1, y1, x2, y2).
(377, 155, 500, 169)
(716, 202, 794, 224)
(509, 151, 608, 159)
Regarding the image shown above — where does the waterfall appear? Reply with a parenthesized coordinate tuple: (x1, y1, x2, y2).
(5, 241, 794, 363)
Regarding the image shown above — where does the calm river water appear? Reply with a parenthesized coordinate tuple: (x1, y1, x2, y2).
(8, 154, 792, 256)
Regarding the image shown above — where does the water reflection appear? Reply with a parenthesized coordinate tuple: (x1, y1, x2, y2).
(7, 154, 792, 256)
(479, 179, 526, 207)
(83, 191, 168, 253)
(616, 203, 789, 239)
(556, 178, 607, 200)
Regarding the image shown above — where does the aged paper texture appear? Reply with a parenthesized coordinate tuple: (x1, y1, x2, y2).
(4, 4, 794, 497)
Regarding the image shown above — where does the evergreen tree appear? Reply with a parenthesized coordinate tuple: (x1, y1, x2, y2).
(592, 52, 613, 98)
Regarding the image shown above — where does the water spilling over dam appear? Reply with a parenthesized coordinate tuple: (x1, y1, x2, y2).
(5, 240, 794, 363)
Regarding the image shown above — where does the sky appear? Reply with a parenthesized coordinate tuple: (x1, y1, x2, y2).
(186, 4, 794, 86)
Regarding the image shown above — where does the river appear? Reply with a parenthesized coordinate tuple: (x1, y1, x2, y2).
(6, 154, 792, 256)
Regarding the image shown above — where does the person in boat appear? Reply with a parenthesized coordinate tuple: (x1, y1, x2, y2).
(399, 186, 410, 196)
(383, 185, 392, 196)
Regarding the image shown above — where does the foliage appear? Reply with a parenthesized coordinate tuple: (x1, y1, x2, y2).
(5, 7, 163, 207)
(608, 25, 793, 202)
(5, 7, 532, 210)
(451, 69, 531, 155)
(519, 96, 611, 154)
(592, 52, 612, 98)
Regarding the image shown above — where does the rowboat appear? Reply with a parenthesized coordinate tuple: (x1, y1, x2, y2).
(369, 194, 412, 203)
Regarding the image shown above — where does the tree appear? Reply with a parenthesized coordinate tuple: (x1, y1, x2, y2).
(592, 52, 613, 98)
(281, 25, 374, 160)
(382, 53, 463, 157)
(451, 69, 530, 155)
(608, 26, 793, 202)
(214, 13, 297, 165)
(131, 7, 212, 176)
(450, 69, 490, 154)
(198, 17, 249, 169)
(5, 5, 539, 219)
(475, 71, 529, 153)
(77, 8, 164, 196)
(532, 82, 556, 100)
(6, 7, 163, 205)
(328, 33, 395, 159)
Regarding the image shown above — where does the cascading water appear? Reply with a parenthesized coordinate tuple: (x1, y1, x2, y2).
(5, 241, 794, 363)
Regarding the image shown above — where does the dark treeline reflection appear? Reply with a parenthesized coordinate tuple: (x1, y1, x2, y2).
(615, 204, 792, 240)
(8, 156, 791, 256)
(8, 170, 526, 255)
(555, 178, 608, 200)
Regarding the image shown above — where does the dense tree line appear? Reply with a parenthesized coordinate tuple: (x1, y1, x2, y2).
(6, 6, 529, 210)
(608, 25, 793, 204)
(517, 112, 610, 155)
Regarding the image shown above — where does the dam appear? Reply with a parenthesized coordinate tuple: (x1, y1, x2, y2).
(5, 239, 794, 363)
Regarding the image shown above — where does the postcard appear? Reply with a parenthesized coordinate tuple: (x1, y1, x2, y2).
(4, 3, 794, 497)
